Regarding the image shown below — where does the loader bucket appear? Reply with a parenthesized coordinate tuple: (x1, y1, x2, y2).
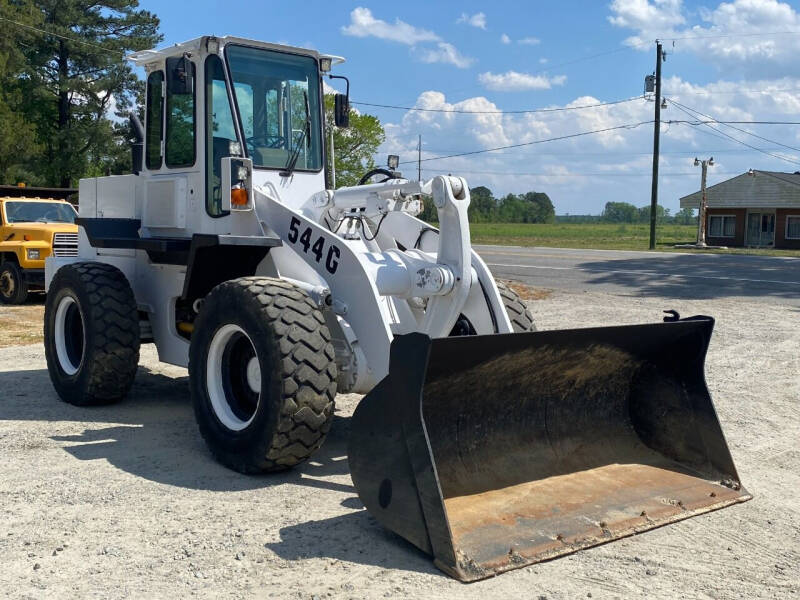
(348, 317, 750, 582)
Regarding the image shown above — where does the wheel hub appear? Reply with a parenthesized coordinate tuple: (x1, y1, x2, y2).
(246, 356, 261, 393)
(206, 324, 261, 431)
(54, 295, 85, 375)
(0, 271, 14, 297)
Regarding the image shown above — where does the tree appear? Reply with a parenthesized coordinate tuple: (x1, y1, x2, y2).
(0, 1, 41, 184)
(16, 1, 161, 187)
(497, 191, 556, 223)
(325, 95, 385, 188)
(637, 204, 669, 224)
(601, 201, 638, 223)
(674, 207, 697, 225)
(468, 185, 497, 222)
(520, 191, 555, 223)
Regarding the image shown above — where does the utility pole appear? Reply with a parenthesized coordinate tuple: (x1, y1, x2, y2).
(649, 41, 665, 250)
(417, 134, 422, 181)
(694, 157, 714, 246)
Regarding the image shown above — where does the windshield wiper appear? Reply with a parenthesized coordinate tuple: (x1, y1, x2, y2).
(280, 91, 311, 178)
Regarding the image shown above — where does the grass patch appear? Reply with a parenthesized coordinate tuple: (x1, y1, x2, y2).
(0, 303, 44, 348)
(466, 222, 800, 256)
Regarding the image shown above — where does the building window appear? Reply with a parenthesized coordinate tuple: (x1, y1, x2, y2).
(786, 215, 800, 239)
(709, 215, 736, 238)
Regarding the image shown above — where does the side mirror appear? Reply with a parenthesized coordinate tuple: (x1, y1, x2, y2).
(334, 93, 350, 128)
(167, 55, 194, 95)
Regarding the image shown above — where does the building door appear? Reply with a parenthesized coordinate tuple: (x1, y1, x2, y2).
(746, 211, 775, 246)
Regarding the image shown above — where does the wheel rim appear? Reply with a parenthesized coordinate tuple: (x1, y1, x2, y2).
(206, 324, 261, 431)
(54, 295, 85, 375)
(0, 270, 15, 299)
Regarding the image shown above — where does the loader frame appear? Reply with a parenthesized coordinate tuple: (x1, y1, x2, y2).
(43, 34, 750, 583)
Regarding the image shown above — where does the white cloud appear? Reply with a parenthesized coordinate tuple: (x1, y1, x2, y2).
(609, 0, 800, 74)
(500, 33, 511, 44)
(608, 0, 685, 32)
(479, 70, 567, 91)
(415, 42, 474, 68)
(539, 58, 549, 64)
(457, 12, 487, 30)
(341, 7, 440, 45)
(342, 7, 472, 69)
(518, 36, 541, 45)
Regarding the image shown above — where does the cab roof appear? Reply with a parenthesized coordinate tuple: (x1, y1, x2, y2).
(127, 35, 345, 69)
(0, 185, 77, 205)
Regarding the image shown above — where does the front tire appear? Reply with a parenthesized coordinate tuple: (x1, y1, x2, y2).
(44, 262, 140, 405)
(189, 277, 337, 473)
(496, 280, 537, 332)
(0, 261, 28, 304)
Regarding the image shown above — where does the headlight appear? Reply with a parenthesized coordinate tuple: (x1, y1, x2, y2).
(27, 249, 40, 260)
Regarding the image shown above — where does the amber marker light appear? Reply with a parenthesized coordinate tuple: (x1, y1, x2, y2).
(231, 187, 248, 207)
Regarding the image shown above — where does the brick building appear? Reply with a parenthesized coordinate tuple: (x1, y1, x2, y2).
(679, 170, 800, 249)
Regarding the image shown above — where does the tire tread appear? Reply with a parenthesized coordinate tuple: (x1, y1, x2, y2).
(45, 262, 139, 405)
(496, 280, 537, 333)
(191, 277, 336, 473)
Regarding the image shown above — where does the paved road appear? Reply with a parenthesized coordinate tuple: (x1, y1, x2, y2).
(476, 245, 800, 305)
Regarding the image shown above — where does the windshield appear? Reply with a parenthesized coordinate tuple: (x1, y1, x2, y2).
(226, 45, 322, 171)
(4, 201, 77, 224)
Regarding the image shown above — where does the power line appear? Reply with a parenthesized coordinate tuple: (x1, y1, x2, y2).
(353, 96, 644, 115)
(398, 121, 653, 165)
(420, 147, 788, 157)
(422, 168, 743, 177)
(661, 30, 800, 42)
(664, 86, 800, 97)
(667, 119, 800, 125)
(0, 16, 126, 57)
(667, 103, 800, 166)
(666, 98, 800, 153)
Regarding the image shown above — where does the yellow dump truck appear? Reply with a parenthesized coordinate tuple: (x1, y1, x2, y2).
(0, 192, 78, 304)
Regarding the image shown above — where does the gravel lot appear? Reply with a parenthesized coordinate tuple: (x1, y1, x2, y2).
(0, 286, 798, 599)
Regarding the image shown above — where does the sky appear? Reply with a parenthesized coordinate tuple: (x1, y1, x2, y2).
(139, 0, 800, 215)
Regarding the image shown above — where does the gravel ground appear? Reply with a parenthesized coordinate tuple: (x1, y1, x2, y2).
(0, 287, 798, 599)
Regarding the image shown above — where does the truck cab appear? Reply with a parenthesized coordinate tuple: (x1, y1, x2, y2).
(0, 195, 78, 304)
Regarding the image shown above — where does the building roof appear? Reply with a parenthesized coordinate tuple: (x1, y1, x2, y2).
(680, 170, 800, 209)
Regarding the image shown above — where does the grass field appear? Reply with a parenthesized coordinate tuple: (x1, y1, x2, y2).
(467, 222, 800, 256)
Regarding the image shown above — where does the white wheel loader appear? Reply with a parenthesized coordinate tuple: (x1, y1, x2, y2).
(44, 36, 750, 581)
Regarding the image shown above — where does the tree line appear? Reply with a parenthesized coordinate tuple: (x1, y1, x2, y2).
(593, 201, 697, 225)
(419, 185, 556, 224)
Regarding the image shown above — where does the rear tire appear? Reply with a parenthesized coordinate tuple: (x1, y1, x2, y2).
(44, 262, 140, 405)
(0, 261, 28, 304)
(189, 277, 337, 474)
(496, 280, 537, 332)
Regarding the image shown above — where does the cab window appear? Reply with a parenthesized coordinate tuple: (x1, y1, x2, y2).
(145, 71, 164, 170)
(4, 202, 77, 224)
(226, 45, 322, 171)
(165, 57, 196, 168)
(205, 54, 239, 216)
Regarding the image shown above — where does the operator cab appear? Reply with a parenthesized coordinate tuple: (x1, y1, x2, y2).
(127, 36, 345, 233)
